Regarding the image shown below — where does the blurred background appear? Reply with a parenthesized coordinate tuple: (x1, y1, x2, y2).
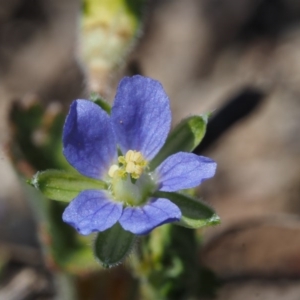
(1, 0, 300, 299)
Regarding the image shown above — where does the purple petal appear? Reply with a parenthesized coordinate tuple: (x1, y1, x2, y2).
(62, 190, 122, 235)
(156, 152, 217, 192)
(119, 198, 181, 235)
(111, 75, 171, 160)
(63, 100, 116, 179)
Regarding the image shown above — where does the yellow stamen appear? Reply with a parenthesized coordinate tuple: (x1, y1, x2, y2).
(108, 150, 147, 180)
(124, 150, 147, 178)
(118, 156, 126, 164)
(108, 164, 119, 178)
(108, 164, 126, 178)
(125, 161, 136, 173)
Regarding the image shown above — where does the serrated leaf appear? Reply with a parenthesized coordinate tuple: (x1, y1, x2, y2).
(29, 170, 107, 202)
(94, 222, 136, 268)
(154, 191, 220, 229)
(150, 115, 208, 170)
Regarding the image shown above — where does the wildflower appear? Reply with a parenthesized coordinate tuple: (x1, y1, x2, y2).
(62, 75, 216, 235)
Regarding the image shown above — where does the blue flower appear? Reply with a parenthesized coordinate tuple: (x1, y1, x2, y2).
(62, 75, 216, 235)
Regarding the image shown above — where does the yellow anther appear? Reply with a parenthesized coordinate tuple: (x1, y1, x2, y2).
(118, 156, 126, 164)
(124, 150, 147, 178)
(108, 164, 119, 178)
(108, 164, 126, 178)
(108, 150, 147, 180)
(125, 150, 138, 163)
(125, 161, 136, 174)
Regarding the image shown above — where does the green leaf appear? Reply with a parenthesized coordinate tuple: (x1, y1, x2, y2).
(150, 114, 209, 170)
(94, 222, 136, 268)
(154, 191, 220, 229)
(90, 93, 111, 114)
(29, 170, 107, 202)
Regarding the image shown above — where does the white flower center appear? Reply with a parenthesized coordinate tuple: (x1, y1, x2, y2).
(107, 150, 155, 206)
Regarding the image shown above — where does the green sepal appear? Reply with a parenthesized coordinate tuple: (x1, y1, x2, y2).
(90, 93, 111, 114)
(154, 191, 220, 229)
(150, 114, 209, 170)
(94, 222, 136, 268)
(29, 170, 107, 202)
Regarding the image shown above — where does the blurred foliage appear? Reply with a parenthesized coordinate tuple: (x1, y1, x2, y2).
(9, 99, 70, 173)
(131, 225, 219, 299)
(9, 98, 98, 274)
(82, 0, 145, 92)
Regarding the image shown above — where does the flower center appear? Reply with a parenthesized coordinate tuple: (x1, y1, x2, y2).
(108, 150, 147, 180)
(107, 150, 155, 206)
